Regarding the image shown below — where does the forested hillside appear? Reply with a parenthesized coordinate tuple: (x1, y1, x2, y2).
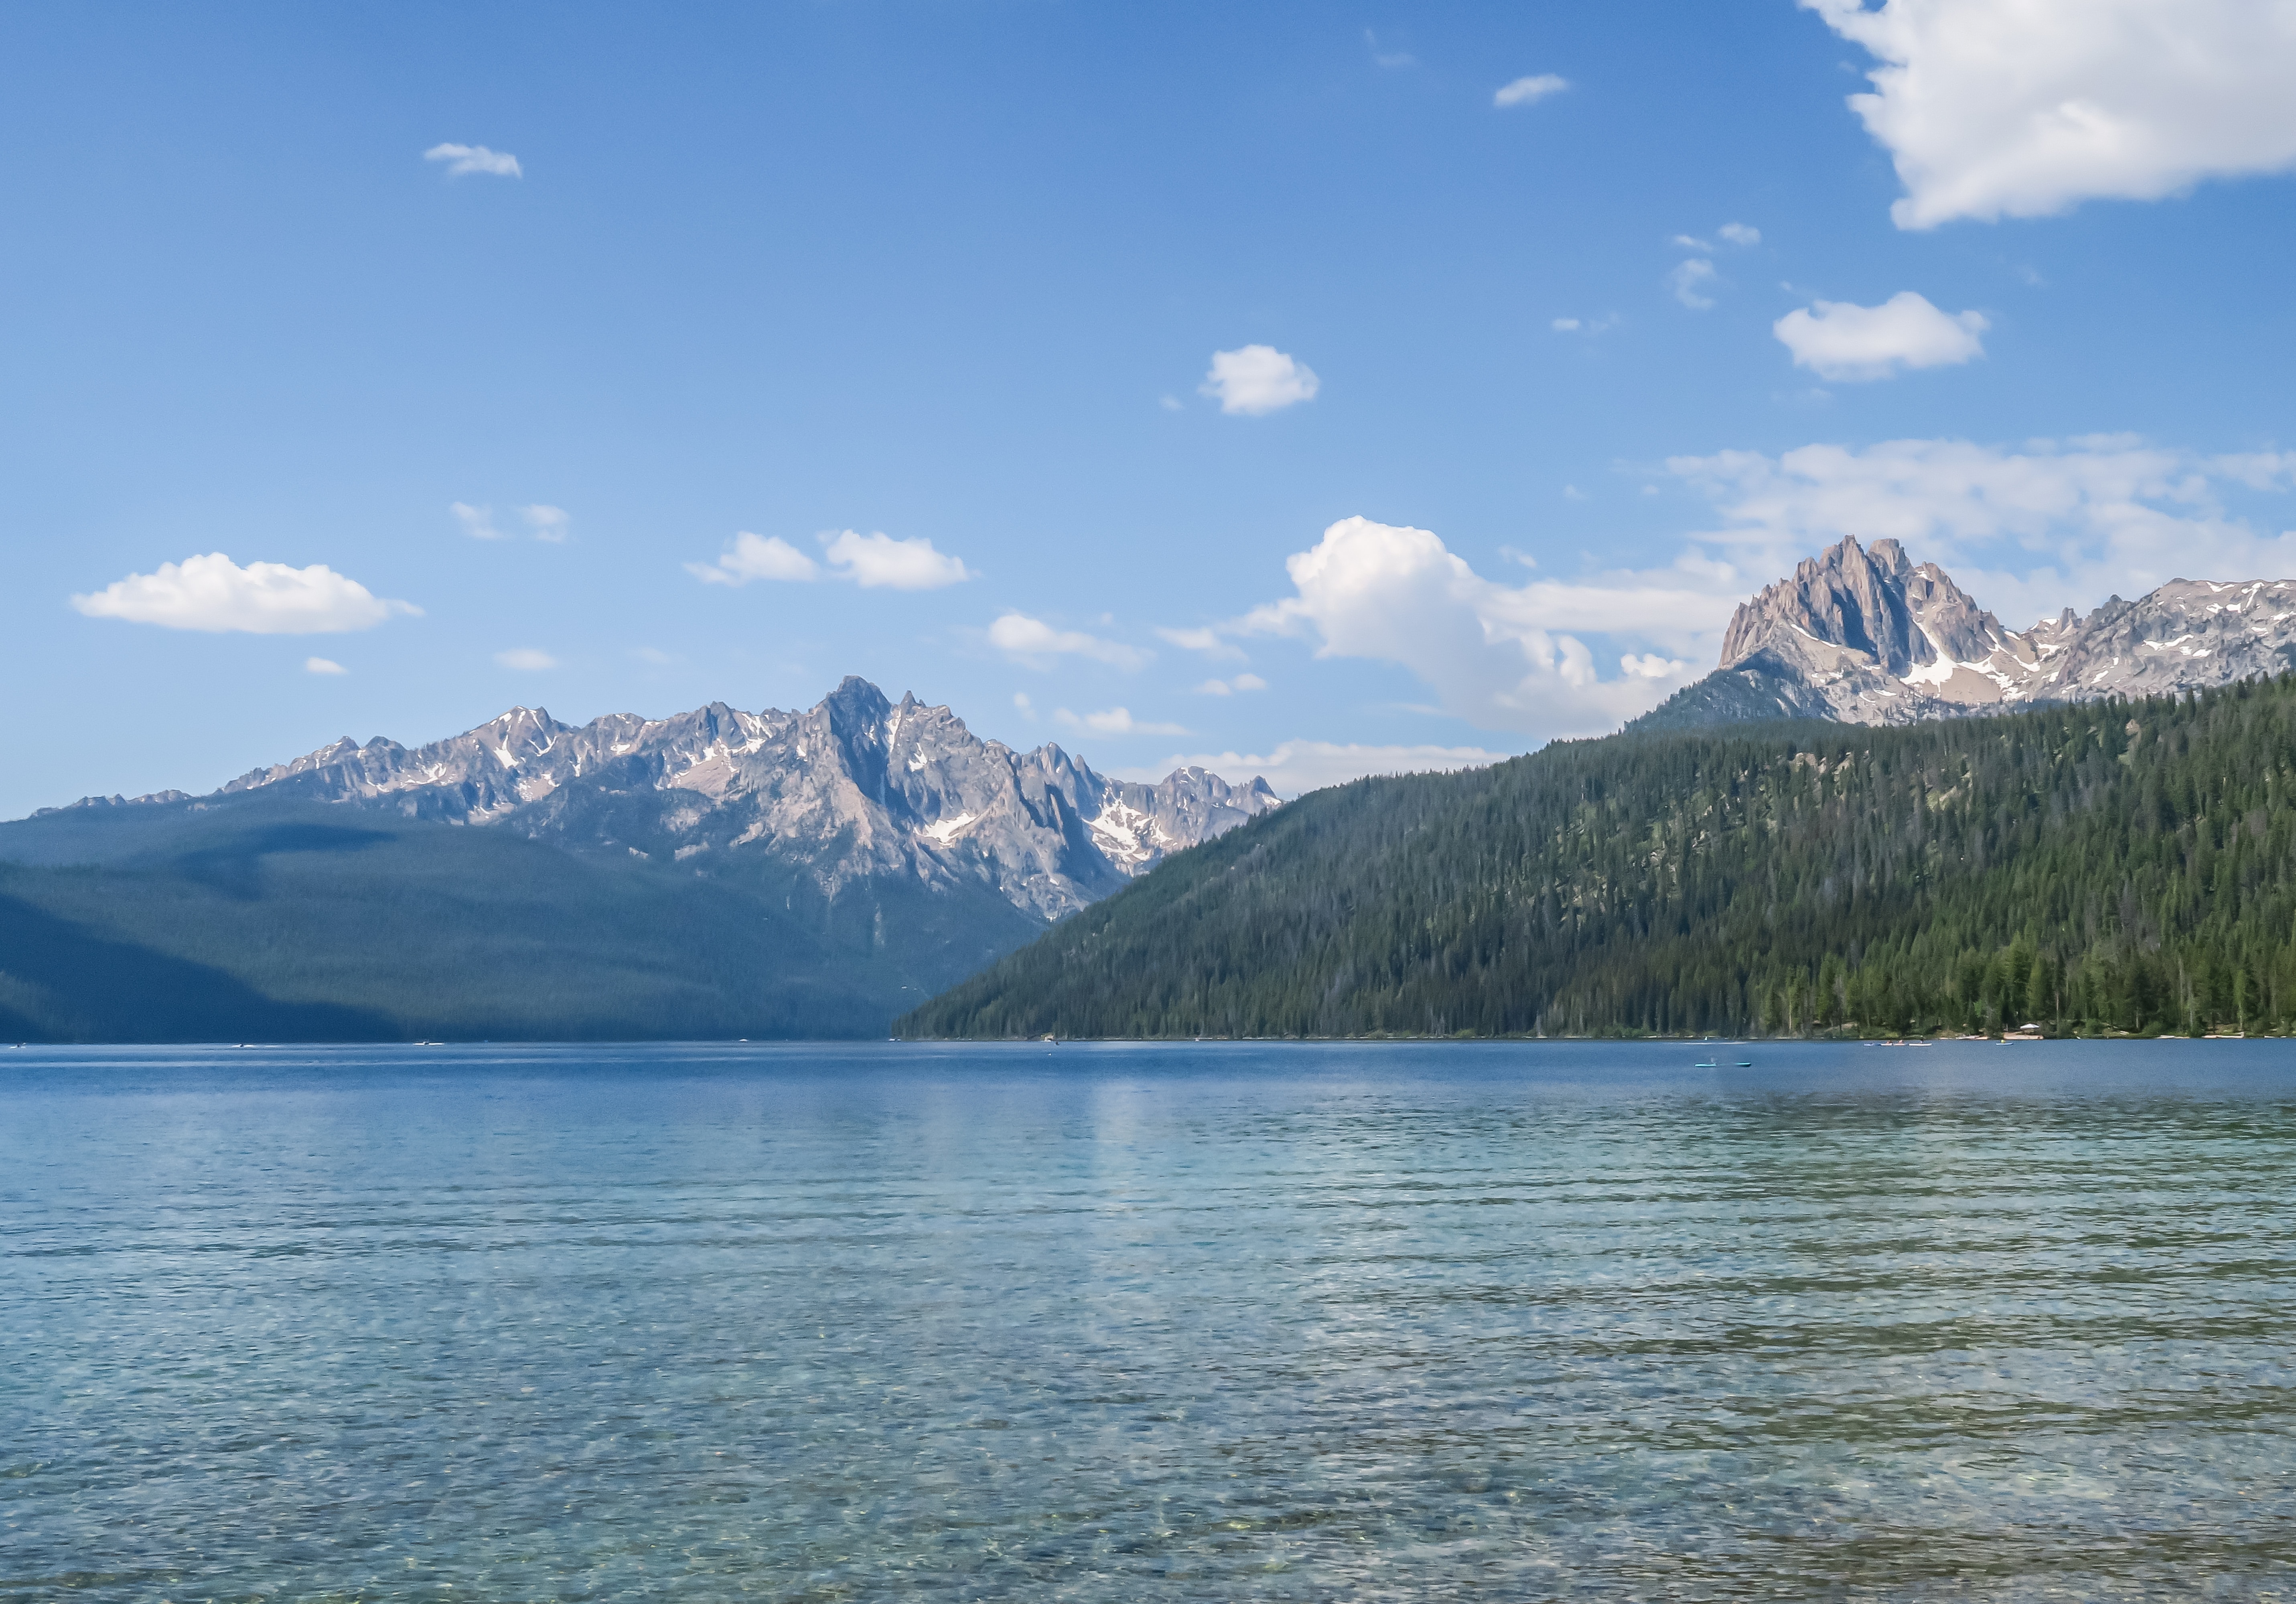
(901, 677, 2296, 1040)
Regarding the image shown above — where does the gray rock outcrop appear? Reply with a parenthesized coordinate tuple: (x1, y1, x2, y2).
(1639, 537, 2296, 730)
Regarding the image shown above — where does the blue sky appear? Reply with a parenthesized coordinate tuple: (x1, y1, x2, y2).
(7, 0, 2296, 816)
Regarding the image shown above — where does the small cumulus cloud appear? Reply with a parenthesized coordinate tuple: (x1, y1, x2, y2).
(1494, 73, 1569, 107)
(1193, 674, 1268, 696)
(71, 553, 420, 634)
(687, 529, 973, 589)
(425, 143, 521, 178)
(1055, 707, 1190, 737)
(989, 613, 1150, 670)
(1670, 258, 1719, 309)
(495, 647, 558, 670)
(1718, 221, 1761, 246)
(688, 532, 818, 585)
(1156, 624, 1248, 661)
(1772, 291, 1988, 380)
(304, 656, 348, 676)
(1620, 652, 1687, 679)
(821, 529, 974, 589)
(1201, 345, 1319, 416)
(523, 505, 569, 542)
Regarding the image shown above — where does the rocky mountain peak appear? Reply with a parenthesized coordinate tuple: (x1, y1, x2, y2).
(84, 678, 1279, 924)
(1642, 545, 2296, 732)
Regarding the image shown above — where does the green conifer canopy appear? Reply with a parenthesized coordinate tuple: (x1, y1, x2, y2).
(900, 678, 2296, 1041)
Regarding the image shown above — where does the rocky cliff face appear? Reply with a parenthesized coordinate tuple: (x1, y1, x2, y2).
(1639, 537, 2296, 730)
(48, 678, 1278, 922)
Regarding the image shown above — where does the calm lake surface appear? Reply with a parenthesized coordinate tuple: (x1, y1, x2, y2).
(5, 1040, 2295, 1601)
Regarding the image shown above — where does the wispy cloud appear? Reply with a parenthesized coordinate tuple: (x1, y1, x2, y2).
(989, 613, 1150, 670)
(1494, 73, 1569, 108)
(452, 502, 507, 541)
(1193, 674, 1268, 696)
(1055, 706, 1189, 736)
(495, 647, 557, 670)
(687, 529, 973, 589)
(424, 143, 522, 178)
(1718, 221, 1761, 246)
(1667, 433, 2296, 628)
(1670, 258, 1718, 309)
(1156, 624, 1248, 661)
(71, 553, 420, 634)
(304, 656, 348, 675)
(1364, 28, 1415, 67)
(523, 504, 569, 542)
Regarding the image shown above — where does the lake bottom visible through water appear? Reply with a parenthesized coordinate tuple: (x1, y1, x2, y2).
(4, 1039, 2295, 1601)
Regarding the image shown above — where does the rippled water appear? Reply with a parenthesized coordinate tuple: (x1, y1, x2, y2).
(5, 1040, 2296, 1601)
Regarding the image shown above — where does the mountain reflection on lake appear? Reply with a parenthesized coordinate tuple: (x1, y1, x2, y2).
(5, 1040, 2293, 1601)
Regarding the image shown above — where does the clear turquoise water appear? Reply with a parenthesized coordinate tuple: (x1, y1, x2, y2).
(4, 1040, 2295, 1601)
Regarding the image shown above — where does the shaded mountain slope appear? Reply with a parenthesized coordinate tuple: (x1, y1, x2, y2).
(901, 676, 2296, 1040)
(0, 790, 1038, 1041)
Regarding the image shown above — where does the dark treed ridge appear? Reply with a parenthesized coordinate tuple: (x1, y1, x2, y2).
(899, 676, 2296, 1040)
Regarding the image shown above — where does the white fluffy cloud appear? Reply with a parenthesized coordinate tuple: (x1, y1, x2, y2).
(304, 656, 347, 675)
(1802, 0, 2296, 227)
(1201, 346, 1319, 415)
(688, 529, 973, 589)
(523, 505, 569, 542)
(1494, 74, 1568, 107)
(1773, 291, 1989, 380)
(425, 143, 522, 178)
(495, 648, 557, 670)
(1120, 741, 1511, 799)
(988, 613, 1150, 670)
(1669, 434, 2296, 628)
(1055, 707, 1189, 737)
(71, 553, 420, 634)
(1718, 221, 1761, 246)
(1228, 517, 1725, 738)
(821, 529, 973, 589)
(689, 532, 818, 585)
(1194, 674, 1268, 696)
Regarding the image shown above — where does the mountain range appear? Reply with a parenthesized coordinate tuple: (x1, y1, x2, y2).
(1, 678, 1274, 1040)
(1636, 536, 2296, 729)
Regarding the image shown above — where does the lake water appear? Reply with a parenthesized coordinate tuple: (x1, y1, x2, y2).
(5, 1040, 2295, 1601)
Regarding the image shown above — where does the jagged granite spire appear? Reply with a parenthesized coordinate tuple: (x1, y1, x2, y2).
(1640, 538, 2296, 729)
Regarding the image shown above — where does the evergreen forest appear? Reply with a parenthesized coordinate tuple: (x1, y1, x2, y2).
(900, 676, 2296, 1040)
